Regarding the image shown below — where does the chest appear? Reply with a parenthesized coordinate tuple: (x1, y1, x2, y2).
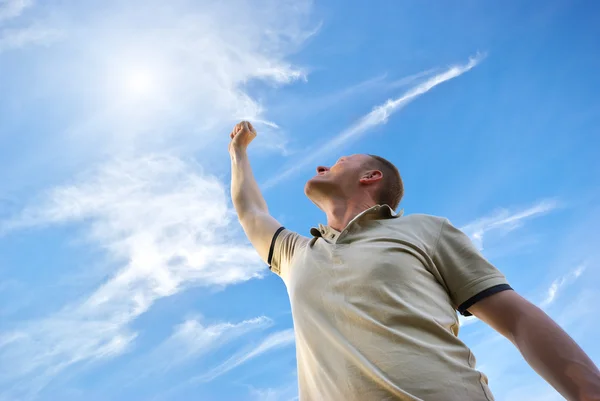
(287, 234, 444, 311)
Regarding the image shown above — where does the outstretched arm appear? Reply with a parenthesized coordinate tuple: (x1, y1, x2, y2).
(229, 121, 282, 264)
(469, 290, 600, 401)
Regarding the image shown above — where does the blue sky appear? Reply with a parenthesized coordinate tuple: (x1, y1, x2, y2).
(1, 0, 599, 400)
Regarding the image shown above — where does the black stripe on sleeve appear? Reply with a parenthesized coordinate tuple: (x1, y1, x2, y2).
(458, 284, 513, 316)
(267, 227, 286, 269)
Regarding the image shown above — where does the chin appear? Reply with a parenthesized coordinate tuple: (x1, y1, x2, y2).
(305, 175, 333, 199)
(304, 179, 315, 196)
(304, 176, 323, 196)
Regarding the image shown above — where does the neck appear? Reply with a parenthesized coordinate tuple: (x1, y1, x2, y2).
(323, 196, 377, 231)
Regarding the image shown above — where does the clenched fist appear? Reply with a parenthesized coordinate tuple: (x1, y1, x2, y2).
(229, 121, 257, 154)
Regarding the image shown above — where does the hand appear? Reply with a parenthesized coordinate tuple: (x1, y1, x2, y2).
(229, 121, 257, 154)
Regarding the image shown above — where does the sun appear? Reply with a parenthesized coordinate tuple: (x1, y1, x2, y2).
(102, 60, 172, 115)
(122, 67, 158, 97)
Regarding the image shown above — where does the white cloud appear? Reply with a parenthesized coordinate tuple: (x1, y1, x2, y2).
(149, 328, 296, 400)
(0, 332, 25, 349)
(0, 0, 31, 22)
(456, 200, 559, 327)
(12, 0, 315, 156)
(457, 216, 596, 400)
(0, 0, 62, 52)
(554, 288, 600, 335)
(263, 54, 484, 188)
(171, 316, 271, 355)
(460, 199, 558, 250)
(0, 25, 62, 52)
(0, 155, 265, 399)
(276, 73, 388, 121)
(145, 316, 272, 373)
(197, 329, 296, 382)
(540, 264, 586, 309)
(249, 383, 299, 401)
(110, 315, 274, 390)
(388, 68, 438, 89)
(0, 0, 316, 398)
(459, 263, 585, 328)
(464, 283, 599, 401)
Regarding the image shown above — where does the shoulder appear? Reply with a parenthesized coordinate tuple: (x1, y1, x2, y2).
(396, 213, 448, 232)
(279, 228, 311, 247)
(378, 214, 449, 254)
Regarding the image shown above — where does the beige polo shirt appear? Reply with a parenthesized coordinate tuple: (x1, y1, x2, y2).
(268, 205, 511, 401)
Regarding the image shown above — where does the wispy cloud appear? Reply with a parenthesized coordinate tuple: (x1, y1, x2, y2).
(540, 264, 586, 309)
(274, 73, 388, 119)
(198, 329, 295, 383)
(0, 1, 63, 53)
(166, 316, 272, 361)
(460, 199, 558, 251)
(150, 328, 296, 401)
(458, 263, 585, 327)
(0, 0, 316, 398)
(0, 155, 265, 399)
(263, 54, 484, 188)
(118, 316, 273, 387)
(20, 0, 313, 155)
(249, 382, 299, 401)
(388, 68, 438, 89)
(457, 199, 559, 327)
(464, 271, 598, 401)
(0, 25, 62, 52)
(456, 204, 599, 399)
(0, 0, 31, 22)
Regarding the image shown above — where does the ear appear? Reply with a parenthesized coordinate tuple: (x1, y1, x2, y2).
(359, 169, 383, 184)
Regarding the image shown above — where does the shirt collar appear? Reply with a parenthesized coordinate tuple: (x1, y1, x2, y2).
(310, 204, 403, 238)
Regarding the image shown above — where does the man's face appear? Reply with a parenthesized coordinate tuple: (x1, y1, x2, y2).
(304, 154, 373, 201)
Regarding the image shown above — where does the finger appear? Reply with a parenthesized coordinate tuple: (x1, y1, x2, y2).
(247, 121, 256, 133)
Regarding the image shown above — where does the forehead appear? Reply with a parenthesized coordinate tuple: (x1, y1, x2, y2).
(339, 154, 369, 162)
(344, 154, 372, 166)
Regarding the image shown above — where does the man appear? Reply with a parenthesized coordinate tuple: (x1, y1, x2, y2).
(229, 121, 600, 401)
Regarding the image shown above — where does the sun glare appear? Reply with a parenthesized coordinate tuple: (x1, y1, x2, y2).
(103, 60, 171, 115)
(123, 68, 157, 97)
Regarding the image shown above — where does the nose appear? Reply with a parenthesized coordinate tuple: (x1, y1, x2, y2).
(316, 166, 329, 175)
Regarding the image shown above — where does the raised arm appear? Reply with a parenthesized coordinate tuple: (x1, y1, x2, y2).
(229, 121, 282, 264)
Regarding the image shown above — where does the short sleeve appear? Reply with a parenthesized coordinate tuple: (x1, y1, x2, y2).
(432, 219, 512, 316)
(268, 228, 308, 282)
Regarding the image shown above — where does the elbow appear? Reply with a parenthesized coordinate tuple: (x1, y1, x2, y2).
(235, 208, 266, 228)
(504, 302, 543, 344)
(231, 194, 252, 217)
(232, 196, 267, 220)
(233, 205, 252, 222)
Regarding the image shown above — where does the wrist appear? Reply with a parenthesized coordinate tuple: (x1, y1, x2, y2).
(229, 148, 248, 163)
